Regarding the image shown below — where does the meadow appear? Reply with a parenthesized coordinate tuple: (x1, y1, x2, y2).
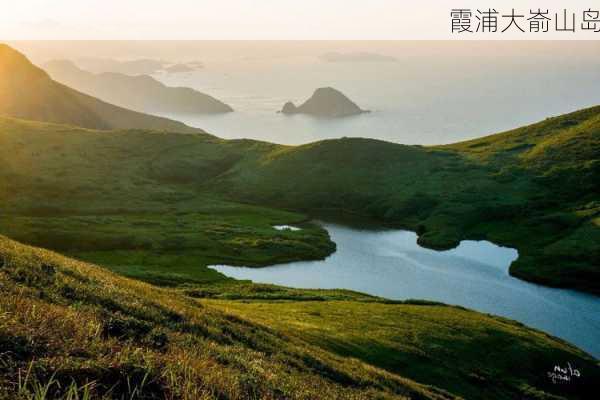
(1, 235, 597, 400)
(0, 105, 598, 295)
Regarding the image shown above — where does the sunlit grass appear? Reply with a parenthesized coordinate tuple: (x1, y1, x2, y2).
(0, 234, 455, 399)
(2, 235, 598, 399)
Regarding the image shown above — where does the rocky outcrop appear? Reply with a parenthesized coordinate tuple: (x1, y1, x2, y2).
(279, 87, 368, 117)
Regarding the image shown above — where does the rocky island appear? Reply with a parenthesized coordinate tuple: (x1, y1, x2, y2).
(280, 87, 369, 117)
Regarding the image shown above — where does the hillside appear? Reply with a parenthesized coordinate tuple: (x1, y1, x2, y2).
(44, 60, 233, 115)
(0, 104, 598, 296)
(0, 44, 202, 133)
(210, 106, 600, 294)
(1, 235, 598, 399)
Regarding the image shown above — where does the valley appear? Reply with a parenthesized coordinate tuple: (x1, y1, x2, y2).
(0, 42, 598, 400)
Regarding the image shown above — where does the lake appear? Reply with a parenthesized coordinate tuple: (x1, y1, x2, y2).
(210, 223, 600, 358)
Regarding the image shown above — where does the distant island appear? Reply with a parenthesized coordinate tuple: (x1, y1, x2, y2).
(319, 52, 397, 63)
(280, 87, 369, 118)
(76, 57, 204, 75)
(44, 60, 233, 115)
(163, 63, 196, 73)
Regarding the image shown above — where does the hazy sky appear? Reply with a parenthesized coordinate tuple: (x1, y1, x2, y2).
(2, 0, 599, 39)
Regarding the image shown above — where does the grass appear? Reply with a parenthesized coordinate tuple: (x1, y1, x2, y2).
(1, 109, 599, 293)
(1, 45, 598, 399)
(0, 208, 334, 287)
(208, 108, 600, 294)
(0, 235, 451, 400)
(1, 235, 598, 399)
(206, 299, 600, 400)
(0, 107, 598, 293)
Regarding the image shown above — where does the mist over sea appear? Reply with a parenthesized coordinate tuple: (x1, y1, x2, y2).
(134, 41, 600, 145)
(11, 40, 600, 145)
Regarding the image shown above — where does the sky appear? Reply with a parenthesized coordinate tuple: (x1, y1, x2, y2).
(1, 0, 599, 40)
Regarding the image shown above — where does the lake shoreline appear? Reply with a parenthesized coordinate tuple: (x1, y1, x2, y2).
(210, 222, 600, 358)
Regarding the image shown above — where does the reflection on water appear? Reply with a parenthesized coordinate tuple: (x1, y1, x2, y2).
(210, 223, 600, 358)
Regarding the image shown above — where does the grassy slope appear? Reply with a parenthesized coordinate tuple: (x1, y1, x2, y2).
(1, 211, 333, 287)
(0, 105, 598, 294)
(442, 107, 600, 289)
(209, 107, 600, 294)
(0, 71, 598, 399)
(0, 235, 450, 400)
(0, 117, 334, 286)
(1, 235, 598, 400)
(0, 44, 202, 133)
(208, 300, 600, 400)
(0, 43, 597, 293)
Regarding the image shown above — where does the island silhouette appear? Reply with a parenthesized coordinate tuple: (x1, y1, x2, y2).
(280, 87, 369, 117)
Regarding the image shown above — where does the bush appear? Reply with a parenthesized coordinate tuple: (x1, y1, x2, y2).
(101, 316, 152, 341)
(145, 330, 169, 350)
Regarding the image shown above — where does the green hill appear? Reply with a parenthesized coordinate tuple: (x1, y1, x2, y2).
(0, 105, 598, 295)
(207, 107, 600, 294)
(0, 44, 203, 133)
(0, 47, 599, 398)
(1, 234, 598, 400)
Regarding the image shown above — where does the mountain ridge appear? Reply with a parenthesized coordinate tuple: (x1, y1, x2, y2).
(44, 59, 233, 115)
(0, 44, 204, 133)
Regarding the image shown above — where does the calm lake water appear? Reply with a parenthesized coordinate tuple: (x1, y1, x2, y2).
(210, 223, 600, 358)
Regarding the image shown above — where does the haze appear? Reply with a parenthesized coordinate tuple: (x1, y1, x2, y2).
(11, 40, 600, 145)
(2, 0, 598, 39)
